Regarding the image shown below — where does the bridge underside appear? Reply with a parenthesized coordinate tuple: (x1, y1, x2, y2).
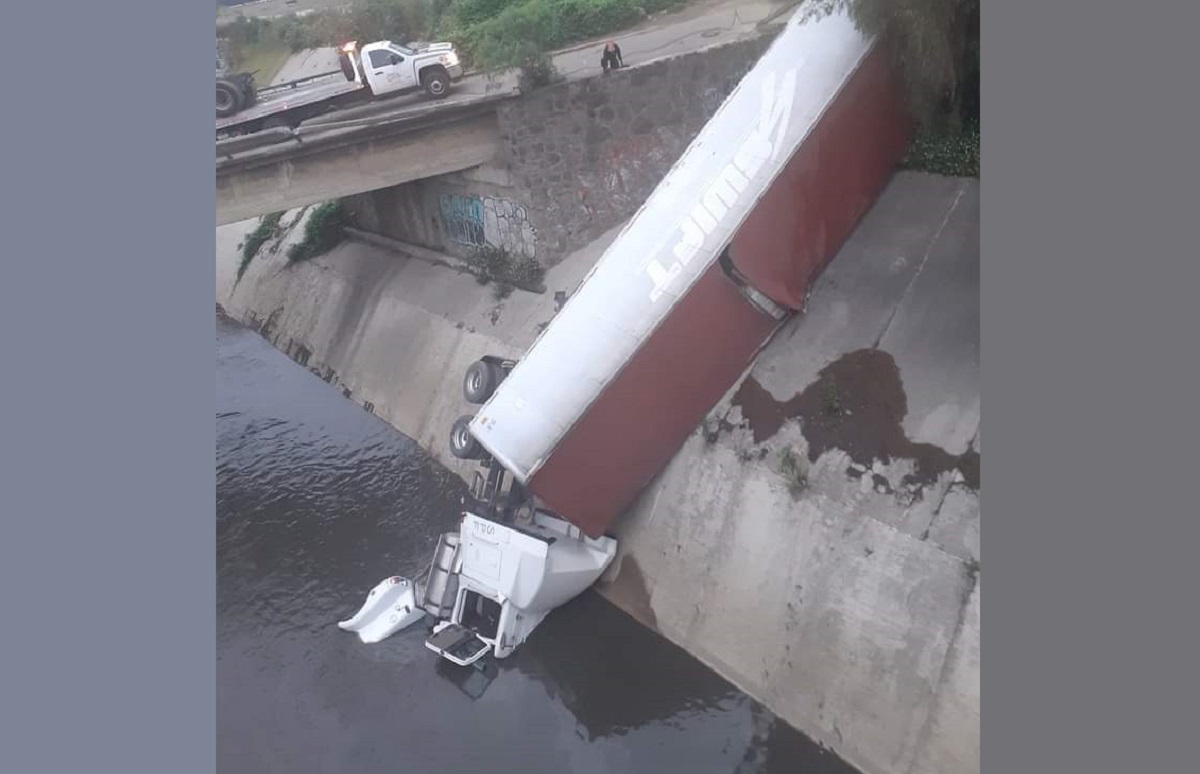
(216, 113, 503, 226)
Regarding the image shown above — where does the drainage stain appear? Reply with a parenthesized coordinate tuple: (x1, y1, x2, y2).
(732, 349, 979, 490)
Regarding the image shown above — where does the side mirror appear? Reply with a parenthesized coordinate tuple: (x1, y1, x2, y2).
(390, 55, 401, 65)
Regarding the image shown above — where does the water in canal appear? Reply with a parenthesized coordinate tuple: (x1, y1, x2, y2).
(216, 309, 856, 774)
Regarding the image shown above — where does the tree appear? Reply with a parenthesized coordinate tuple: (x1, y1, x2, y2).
(802, 0, 980, 130)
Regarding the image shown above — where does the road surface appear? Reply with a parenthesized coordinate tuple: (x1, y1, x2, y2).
(262, 0, 795, 131)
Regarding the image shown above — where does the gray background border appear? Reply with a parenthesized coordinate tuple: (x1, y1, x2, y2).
(0, 0, 1194, 771)
(1, 0, 216, 771)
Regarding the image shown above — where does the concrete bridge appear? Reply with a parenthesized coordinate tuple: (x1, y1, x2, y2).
(215, 91, 519, 226)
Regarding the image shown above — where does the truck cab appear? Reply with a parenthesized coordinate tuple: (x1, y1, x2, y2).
(343, 40, 464, 99)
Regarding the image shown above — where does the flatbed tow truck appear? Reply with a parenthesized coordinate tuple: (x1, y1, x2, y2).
(217, 39, 464, 138)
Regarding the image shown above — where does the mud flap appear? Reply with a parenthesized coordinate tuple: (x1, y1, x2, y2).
(337, 576, 426, 644)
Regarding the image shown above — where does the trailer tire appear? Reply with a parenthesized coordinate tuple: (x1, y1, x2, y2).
(513, 501, 536, 526)
(449, 415, 486, 460)
(216, 80, 243, 118)
(463, 360, 502, 404)
(421, 68, 451, 99)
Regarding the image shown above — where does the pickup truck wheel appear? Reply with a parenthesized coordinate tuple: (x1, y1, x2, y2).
(449, 415, 486, 460)
(421, 69, 450, 98)
(216, 80, 242, 118)
(463, 360, 501, 404)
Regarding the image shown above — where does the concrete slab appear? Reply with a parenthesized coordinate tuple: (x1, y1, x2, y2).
(877, 179, 980, 455)
(910, 578, 980, 774)
(752, 173, 975, 400)
(609, 424, 976, 774)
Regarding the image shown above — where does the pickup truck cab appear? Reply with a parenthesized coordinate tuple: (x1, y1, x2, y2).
(342, 39, 464, 99)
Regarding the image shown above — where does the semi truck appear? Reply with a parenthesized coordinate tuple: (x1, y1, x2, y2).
(216, 39, 464, 137)
(337, 5, 912, 668)
(449, 6, 912, 539)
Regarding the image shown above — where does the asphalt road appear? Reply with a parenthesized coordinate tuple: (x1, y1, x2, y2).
(262, 0, 793, 130)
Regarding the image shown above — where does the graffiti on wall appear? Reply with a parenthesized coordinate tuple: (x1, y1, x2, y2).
(439, 193, 485, 246)
(438, 193, 538, 259)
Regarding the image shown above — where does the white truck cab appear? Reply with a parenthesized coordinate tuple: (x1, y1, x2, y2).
(343, 40, 464, 99)
(339, 507, 617, 667)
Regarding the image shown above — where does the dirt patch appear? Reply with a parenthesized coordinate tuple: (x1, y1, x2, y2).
(732, 349, 979, 490)
(599, 554, 658, 630)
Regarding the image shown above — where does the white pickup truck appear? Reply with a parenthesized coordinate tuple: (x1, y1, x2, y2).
(216, 39, 465, 137)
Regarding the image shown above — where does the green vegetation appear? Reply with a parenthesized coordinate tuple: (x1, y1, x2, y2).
(237, 211, 285, 282)
(901, 122, 979, 178)
(455, 0, 642, 68)
(218, 0, 688, 77)
(288, 201, 349, 263)
(465, 244, 546, 293)
(803, 0, 980, 177)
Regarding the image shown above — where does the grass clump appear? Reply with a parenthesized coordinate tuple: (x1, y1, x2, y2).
(901, 122, 980, 178)
(287, 201, 348, 263)
(237, 211, 285, 282)
(466, 244, 545, 291)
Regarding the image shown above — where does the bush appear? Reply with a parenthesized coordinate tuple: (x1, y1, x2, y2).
(519, 52, 562, 90)
(274, 15, 325, 52)
(458, 0, 645, 70)
(238, 212, 285, 281)
(288, 201, 349, 262)
(465, 244, 545, 289)
(454, 0, 523, 26)
(900, 125, 979, 178)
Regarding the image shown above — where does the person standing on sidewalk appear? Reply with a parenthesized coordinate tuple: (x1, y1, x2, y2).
(601, 41, 624, 73)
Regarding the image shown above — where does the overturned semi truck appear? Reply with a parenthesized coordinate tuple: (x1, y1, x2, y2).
(453, 6, 911, 538)
(339, 5, 911, 667)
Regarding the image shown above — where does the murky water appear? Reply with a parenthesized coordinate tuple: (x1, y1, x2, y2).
(216, 310, 857, 774)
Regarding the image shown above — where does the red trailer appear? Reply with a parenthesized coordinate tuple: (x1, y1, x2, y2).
(451, 7, 911, 538)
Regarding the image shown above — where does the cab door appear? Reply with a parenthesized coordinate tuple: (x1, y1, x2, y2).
(364, 46, 417, 96)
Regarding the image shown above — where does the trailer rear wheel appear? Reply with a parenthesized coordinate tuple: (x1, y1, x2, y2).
(421, 68, 450, 99)
(216, 80, 242, 118)
(463, 360, 502, 404)
(449, 415, 486, 460)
